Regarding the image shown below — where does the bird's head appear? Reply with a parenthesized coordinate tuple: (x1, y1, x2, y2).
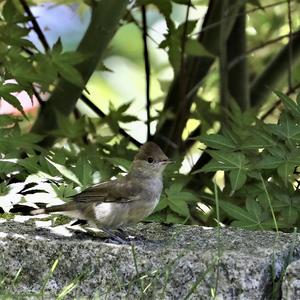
(130, 142, 172, 178)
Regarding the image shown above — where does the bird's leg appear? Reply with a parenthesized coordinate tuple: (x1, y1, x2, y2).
(100, 227, 130, 244)
(117, 227, 136, 240)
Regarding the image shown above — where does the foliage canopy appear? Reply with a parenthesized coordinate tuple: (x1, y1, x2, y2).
(0, 0, 300, 231)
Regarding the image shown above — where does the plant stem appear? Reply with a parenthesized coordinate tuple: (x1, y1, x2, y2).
(141, 5, 151, 140)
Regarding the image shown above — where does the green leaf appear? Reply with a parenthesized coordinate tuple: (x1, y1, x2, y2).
(247, 0, 264, 10)
(219, 201, 257, 223)
(246, 198, 263, 220)
(154, 195, 168, 212)
(269, 113, 300, 143)
(177, 20, 198, 36)
(0, 133, 43, 152)
(145, 212, 166, 223)
(0, 115, 21, 127)
(0, 182, 10, 196)
(274, 90, 300, 118)
(231, 220, 260, 229)
(52, 38, 63, 54)
(46, 159, 81, 186)
(229, 169, 247, 194)
(240, 126, 277, 149)
(166, 211, 186, 224)
(194, 160, 225, 173)
(137, 0, 172, 18)
(56, 64, 84, 88)
(73, 156, 93, 188)
(168, 197, 190, 217)
(117, 102, 132, 114)
(277, 162, 294, 186)
(17, 156, 40, 173)
(51, 183, 78, 199)
(167, 40, 181, 73)
(201, 150, 247, 172)
(296, 92, 300, 105)
(281, 207, 298, 225)
(53, 112, 86, 139)
(200, 134, 236, 150)
(120, 115, 138, 123)
(255, 155, 283, 169)
(56, 52, 86, 65)
(166, 182, 185, 195)
(106, 157, 131, 171)
(0, 83, 26, 117)
(172, 0, 191, 4)
(185, 39, 213, 57)
(39, 156, 61, 177)
(0, 160, 20, 175)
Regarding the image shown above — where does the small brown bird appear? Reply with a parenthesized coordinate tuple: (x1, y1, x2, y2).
(31, 142, 171, 233)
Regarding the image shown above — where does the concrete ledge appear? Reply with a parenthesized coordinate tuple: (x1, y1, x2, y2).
(0, 221, 299, 299)
(282, 259, 300, 300)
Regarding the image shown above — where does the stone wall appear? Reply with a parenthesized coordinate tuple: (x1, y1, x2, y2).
(0, 221, 299, 299)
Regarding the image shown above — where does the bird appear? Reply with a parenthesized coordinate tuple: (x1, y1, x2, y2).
(31, 142, 171, 236)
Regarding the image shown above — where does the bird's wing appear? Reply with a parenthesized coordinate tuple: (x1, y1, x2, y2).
(73, 178, 140, 203)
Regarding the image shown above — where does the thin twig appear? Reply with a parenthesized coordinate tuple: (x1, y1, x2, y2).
(19, 0, 50, 51)
(32, 86, 45, 107)
(177, 0, 192, 139)
(80, 94, 141, 147)
(219, 0, 229, 108)
(141, 5, 151, 140)
(192, 0, 288, 37)
(182, 82, 300, 151)
(287, 0, 293, 90)
(178, 0, 191, 100)
(261, 82, 300, 121)
(180, 125, 201, 153)
(180, 0, 191, 74)
(228, 32, 300, 69)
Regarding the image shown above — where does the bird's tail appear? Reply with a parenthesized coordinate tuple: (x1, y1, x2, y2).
(30, 202, 77, 215)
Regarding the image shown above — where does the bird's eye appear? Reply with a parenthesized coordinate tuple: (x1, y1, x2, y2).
(147, 157, 154, 163)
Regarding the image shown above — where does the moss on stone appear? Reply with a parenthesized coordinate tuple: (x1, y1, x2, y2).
(0, 213, 15, 220)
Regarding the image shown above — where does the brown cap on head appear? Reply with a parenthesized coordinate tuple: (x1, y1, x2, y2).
(134, 142, 169, 162)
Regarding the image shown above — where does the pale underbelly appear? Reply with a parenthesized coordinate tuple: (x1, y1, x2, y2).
(91, 198, 159, 229)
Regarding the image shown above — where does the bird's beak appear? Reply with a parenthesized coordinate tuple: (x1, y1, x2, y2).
(160, 159, 174, 165)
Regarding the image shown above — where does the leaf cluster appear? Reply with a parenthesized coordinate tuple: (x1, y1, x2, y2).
(198, 92, 300, 231)
(0, 1, 86, 116)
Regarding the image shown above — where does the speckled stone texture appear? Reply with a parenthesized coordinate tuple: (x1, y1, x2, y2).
(282, 259, 300, 300)
(0, 221, 299, 299)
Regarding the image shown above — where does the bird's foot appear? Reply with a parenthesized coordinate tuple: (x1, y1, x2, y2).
(101, 227, 133, 244)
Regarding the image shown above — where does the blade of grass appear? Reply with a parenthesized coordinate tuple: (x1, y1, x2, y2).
(212, 181, 221, 299)
(39, 257, 60, 298)
(131, 243, 145, 295)
(259, 174, 278, 233)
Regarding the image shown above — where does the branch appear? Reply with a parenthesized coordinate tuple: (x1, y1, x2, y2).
(162, 0, 192, 150)
(180, 0, 192, 73)
(32, 86, 45, 107)
(154, 0, 242, 155)
(31, 0, 129, 147)
(141, 5, 151, 140)
(179, 125, 201, 154)
(192, 0, 287, 38)
(19, 0, 50, 51)
(228, 33, 296, 69)
(219, 0, 229, 109)
(261, 82, 300, 121)
(80, 94, 141, 147)
(227, 5, 249, 110)
(287, 0, 293, 90)
(250, 30, 300, 106)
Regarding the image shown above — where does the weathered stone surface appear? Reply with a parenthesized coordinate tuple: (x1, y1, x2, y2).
(282, 259, 300, 300)
(0, 221, 299, 299)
